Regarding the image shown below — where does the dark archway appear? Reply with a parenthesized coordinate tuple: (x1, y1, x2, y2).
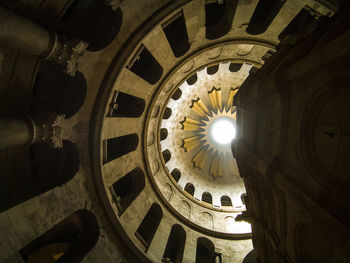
(33, 61, 87, 118)
(205, 0, 237, 40)
(221, 195, 232, 207)
(128, 45, 163, 85)
(162, 224, 186, 263)
(196, 237, 215, 263)
(111, 168, 145, 215)
(108, 90, 145, 118)
(171, 168, 181, 182)
(163, 107, 172, 119)
(186, 73, 198, 85)
(160, 128, 169, 141)
(202, 192, 213, 204)
(184, 183, 195, 196)
(207, 65, 219, 75)
(171, 88, 183, 101)
(0, 140, 79, 213)
(103, 134, 139, 164)
(135, 203, 163, 249)
(19, 209, 99, 262)
(246, 0, 286, 35)
(162, 10, 190, 57)
(61, 0, 123, 51)
(162, 149, 171, 163)
(229, 63, 242, 72)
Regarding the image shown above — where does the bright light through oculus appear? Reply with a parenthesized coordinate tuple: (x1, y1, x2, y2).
(210, 119, 236, 145)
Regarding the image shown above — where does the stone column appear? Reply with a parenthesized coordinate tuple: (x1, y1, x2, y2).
(0, 114, 64, 149)
(0, 7, 87, 76)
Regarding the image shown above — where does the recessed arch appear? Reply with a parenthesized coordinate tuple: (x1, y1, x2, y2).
(202, 212, 214, 230)
(164, 183, 173, 201)
(180, 200, 191, 219)
(135, 203, 163, 249)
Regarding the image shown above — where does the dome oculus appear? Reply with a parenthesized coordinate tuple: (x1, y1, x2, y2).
(210, 118, 236, 145)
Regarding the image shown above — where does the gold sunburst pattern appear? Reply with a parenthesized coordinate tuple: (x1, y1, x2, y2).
(181, 87, 239, 178)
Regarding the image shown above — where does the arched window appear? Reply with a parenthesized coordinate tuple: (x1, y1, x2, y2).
(108, 90, 145, 118)
(206, 65, 219, 75)
(162, 224, 186, 263)
(171, 88, 182, 100)
(1, 140, 79, 213)
(34, 61, 87, 119)
(221, 195, 232, 207)
(229, 63, 242, 72)
(18, 210, 99, 262)
(205, 0, 237, 40)
(135, 203, 163, 249)
(246, 0, 286, 35)
(160, 128, 168, 141)
(163, 107, 172, 119)
(162, 10, 190, 57)
(128, 45, 163, 85)
(103, 134, 138, 164)
(202, 192, 212, 204)
(241, 193, 248, 205)
(184, 183, 195, 196)
(196, 237, 215, 263)
(162, 149, 171, 163)
(186, 73, 197, 85)
(111, 168, 145, 215)
(62, 0, 123, 51)
(170, 168, 181, 182)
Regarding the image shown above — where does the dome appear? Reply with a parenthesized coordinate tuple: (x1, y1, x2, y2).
(0, 0, 344, 262)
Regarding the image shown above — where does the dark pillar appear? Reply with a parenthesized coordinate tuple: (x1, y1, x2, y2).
(0, 114, 64, 149)
(0, 7, 87, 76)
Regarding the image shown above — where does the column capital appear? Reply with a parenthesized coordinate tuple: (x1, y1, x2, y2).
(45, 34, 88, 76)
(29, 113, 65, 148)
